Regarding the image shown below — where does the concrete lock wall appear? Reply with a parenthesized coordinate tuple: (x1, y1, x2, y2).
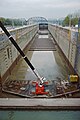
(48, 24, 80, 77)
(0, 25, 38, 81)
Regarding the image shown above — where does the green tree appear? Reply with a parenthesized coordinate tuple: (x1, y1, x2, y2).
(62, 15, 78, 27)
(0, 17, 5, 25)
(71, 17, 78, 26)
(5, 18, 12, 25)
(62, 16, 69, 26)
(0, 17, 27, 26)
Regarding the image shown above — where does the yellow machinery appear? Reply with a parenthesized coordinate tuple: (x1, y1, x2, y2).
(69, 75, 78, 82)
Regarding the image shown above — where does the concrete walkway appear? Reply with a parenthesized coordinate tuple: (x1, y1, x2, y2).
(30, 33, 56, 51)
(0, 98, 80, 110)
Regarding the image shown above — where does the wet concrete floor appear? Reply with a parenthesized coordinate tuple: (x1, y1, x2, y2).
(1, 30, 73, 97)
(9, 32, 71, 81)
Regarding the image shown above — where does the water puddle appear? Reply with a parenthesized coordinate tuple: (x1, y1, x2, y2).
(9, 50, 71, 81)
(25, 51, 70, 80)
(9, 33, 71, 81)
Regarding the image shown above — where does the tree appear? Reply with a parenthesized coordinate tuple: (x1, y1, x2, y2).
(0, 17, 27, 26)
(71, 17, 78, 26)
(62, 15, 78, 27)
(5, 19, 12, 25)
(0, 17, 5, 25)
(62, 16, 69, 26)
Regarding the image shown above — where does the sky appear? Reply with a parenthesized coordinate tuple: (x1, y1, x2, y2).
(0, 0, 80, 20)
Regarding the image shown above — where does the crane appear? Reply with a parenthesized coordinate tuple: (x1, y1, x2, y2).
(0, 21, 49, 95)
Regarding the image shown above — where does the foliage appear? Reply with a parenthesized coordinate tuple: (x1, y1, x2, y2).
(62, 15, 78, 27)
(0, 17, 5, 25)
(0, 17, 27, 26)
(4, 18, 12, 25)
(71, 17, 78, 26)
(62, 16, 69, 26)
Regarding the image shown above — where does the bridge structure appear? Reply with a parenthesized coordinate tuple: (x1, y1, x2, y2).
(26, 16, 48, 25)
(26, 17, 48, 30)
(0, 16, 80, 99)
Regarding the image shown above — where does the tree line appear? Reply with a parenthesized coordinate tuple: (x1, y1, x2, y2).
(62, 15, 79, 27)
(0, 15, 79, 27)
(0, 17, 27, 26)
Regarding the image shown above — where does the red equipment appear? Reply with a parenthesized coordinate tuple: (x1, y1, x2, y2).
(36, 83, 49, 95)
(31, 82, 49, 95)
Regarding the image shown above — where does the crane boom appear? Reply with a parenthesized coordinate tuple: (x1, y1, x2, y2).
(0, 21, 43, 84)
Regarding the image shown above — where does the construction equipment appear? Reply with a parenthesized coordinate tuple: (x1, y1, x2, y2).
(68, 75, 78, 83)
(0, 21, 49, 95)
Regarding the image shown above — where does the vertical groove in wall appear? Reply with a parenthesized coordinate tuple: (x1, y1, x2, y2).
(0, 25, 38, 82)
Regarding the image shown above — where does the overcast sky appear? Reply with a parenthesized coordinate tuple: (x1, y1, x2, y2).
(0, 0, 80, 20)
